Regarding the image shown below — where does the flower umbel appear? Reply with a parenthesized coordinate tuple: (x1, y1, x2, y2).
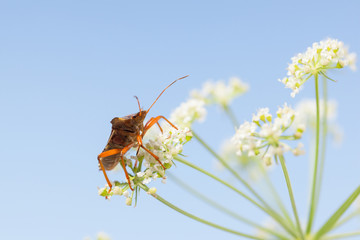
(191, 77, 249, 107)
(294, 99, 342, 143)
(98, 124, 192, 204)
(231, 104, 304, 166)
(136, 124, 192, 183)
(280, 38, 356, 97)
(170, 98, 207, 128)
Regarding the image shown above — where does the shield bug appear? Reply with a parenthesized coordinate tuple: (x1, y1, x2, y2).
(98, 75, 188, 192)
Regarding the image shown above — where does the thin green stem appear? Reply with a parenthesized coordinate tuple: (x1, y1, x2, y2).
(306, 73, 321, 234)
(192, 131, 281, 218)
(314, 185, 360, 239)
(174, 156, 297, 237)
(223, 105, 239, 127)
(333, 209, 360, 230)
(167, 173, 289, 240)
(323, 232, 360, 240)
(314, 76, 328, 213)
(138, 183, 265, 239)
(278, 155, 305, 240)
(257, 160, 295, 229)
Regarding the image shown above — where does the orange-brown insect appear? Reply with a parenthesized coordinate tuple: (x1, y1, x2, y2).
(98, 75, 188, 192)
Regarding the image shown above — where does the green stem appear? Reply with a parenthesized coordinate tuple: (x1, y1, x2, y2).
(314, 76, 328, 213)
(223, 105, 239, 127)
(138, 183, 265, 239)
(278, 155, 305, 240)
(323, 232, 360, 240)
(257, 160, 295, 229)
(167, 173, 289, 240)
(174, 156, 297, 237)
(192, 131, 280, 218)
(333, 209, 360, 230)
(306, 73, 321, 234)
(314, 185, 360, 239)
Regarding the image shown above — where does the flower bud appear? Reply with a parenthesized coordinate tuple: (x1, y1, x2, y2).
(125, 197, 132, 206)
(147, 187, 157, 195)
(111, 186, 123, 196)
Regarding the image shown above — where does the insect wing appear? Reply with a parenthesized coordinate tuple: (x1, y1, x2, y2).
(98, 130, 120, 171)
(99, 151, 121, 171)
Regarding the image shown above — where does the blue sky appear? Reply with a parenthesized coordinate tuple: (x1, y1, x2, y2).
(1, 1, 360, 239)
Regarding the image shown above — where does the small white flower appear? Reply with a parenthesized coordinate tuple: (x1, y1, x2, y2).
(96, 232, 111, 240)
(292, 143, 305, 156)
(135, 125, 192, 185)
(264, 153, 272, 166)
(232, 104, 304, 166)
(191, 77, 249, 106)
(294, 99, 342, 143)
(111, 186, 123, 196)
(125, 197, 132, 206)
(252, 108, 272, 124)
(98, 187, 107, 196)
(136, 172, 145, 178)
(147, 187, 157, 195)
(280, 38, 356, 97)
(295, 99, 337, 125)
(232, 121, 260, 158)
(170, 98, 207, 128)
(123, 190, 129, 198)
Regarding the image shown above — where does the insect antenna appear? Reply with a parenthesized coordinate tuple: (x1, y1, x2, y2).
(146, 75, 189, 114)
(134, 96, 142, 115)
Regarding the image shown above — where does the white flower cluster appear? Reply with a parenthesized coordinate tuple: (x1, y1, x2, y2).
(231, 104, 305, 166)
(170, 98, 207, 128)
(191, 77, 249, 106)
(98, 184, 133, 204)
(294, 99, 342, 143)
(136, 125, 193, 184)
(83, 232, 111, 240)
(280, 38, 356, 97)
(219, 138, 265, 181)
(98, 125, 192, 203)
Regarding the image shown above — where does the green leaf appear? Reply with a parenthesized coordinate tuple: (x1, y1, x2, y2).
(314, 185, 360, 239)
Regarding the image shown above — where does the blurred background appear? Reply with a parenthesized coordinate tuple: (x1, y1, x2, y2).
(1, 1, 359, 239)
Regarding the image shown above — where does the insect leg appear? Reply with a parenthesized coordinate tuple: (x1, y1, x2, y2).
(142, 115, 177, 137)
(98, 149, 122, 193)
(120, 144, 135, 191)
(136, 135, 165, 170)
(137, 117, 163, 165)
(98, 144, 135, 192)
(144, 117, 163, 134)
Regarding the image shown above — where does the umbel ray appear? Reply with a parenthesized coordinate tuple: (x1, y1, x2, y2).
(98, 75, 188, 192)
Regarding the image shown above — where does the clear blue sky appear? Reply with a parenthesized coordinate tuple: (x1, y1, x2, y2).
(1, 1, 359, 239)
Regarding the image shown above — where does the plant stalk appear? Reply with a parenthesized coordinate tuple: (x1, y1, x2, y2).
(306, 73, 321, 234)
(278, 155, 305, 240)
(139, 183, 265, 239)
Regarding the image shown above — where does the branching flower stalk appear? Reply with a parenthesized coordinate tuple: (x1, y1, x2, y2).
(231, 104, 306, 239)
(192, 131, 281, 215)
(138, 183, 266, 240)
(167, 173, 289, 240)
(96, 38, 358, 240)
(174, 155, 297, 237)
